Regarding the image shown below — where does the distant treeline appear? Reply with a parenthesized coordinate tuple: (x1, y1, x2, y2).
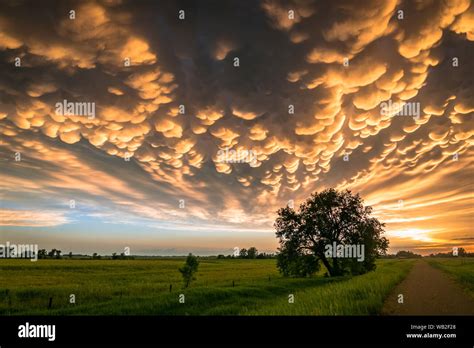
(16, 249, 135, 260)
(381, 248, 473, 259)
(6, 247, 471, 260)
(217, 247, 275, 259)
(13, 247, 275, 260)
(427, 247, 473, 258)
(381, 250, 423, 259)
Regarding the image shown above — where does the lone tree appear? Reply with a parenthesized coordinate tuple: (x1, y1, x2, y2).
(37, 249, 47, 259)
(247, 247, 258, 259)
(275, 189, 388, 277)
(239, 248, 248, 258)
(179, 253, 199, 288)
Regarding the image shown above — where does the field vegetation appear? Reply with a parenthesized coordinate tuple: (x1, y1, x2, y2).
(0, 258, 414, 315)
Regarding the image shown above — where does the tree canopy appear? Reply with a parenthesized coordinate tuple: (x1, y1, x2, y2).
(275, 189, 389, 277)
(179, 253, 199, 288)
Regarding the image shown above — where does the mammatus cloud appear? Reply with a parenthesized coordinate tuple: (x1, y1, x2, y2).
(0, 0, 473, 254)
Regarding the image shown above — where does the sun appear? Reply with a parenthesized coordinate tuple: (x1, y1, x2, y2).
(388, 228, 436, 243)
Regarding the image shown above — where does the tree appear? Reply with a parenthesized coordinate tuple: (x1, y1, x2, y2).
(247, 247, 258, 259)
(239, 248, 248, 259)
(275, 189, 389, 277)
(48, 249, 56, 258)
(179, 254, 199, 288)
(277, 248, 319, 277)
(396, 250, 421, 258)
(457, 247, 467, 257)
(38, 249, 47, 259)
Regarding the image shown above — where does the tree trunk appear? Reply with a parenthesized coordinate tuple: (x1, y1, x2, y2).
(332, 258, 343, 276)
(319, 254, 345, 277)
(319, 254, 334, 276)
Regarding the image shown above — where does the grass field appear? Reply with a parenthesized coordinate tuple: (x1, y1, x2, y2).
(426, 258, 474, 298)
(0, 258, 414, 315)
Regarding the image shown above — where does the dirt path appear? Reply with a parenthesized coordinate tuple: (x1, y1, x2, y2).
(382, 260, 474, 315)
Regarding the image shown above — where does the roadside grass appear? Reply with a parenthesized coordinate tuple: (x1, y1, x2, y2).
(426, 258, 474, 298)
(247, 259, 414, 315)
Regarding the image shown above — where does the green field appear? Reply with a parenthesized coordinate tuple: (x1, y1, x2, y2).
(0, 258, 414, 315)
(427, 258, 474, 298)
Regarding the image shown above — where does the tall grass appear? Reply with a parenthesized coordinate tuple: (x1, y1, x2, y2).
(247, 259, 414, 315)
(427, 258, 474, 298)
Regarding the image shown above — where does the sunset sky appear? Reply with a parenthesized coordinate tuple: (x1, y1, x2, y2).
(0, 0, 473, 256)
